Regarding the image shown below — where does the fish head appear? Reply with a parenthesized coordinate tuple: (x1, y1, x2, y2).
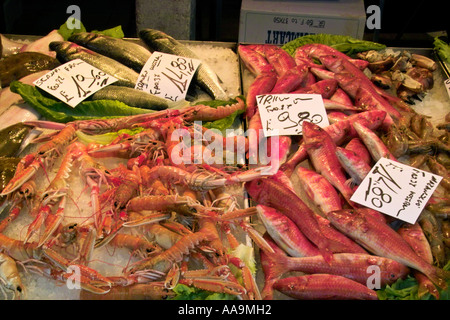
(245, 177, 268, 203)
(366, 256, 410, 285)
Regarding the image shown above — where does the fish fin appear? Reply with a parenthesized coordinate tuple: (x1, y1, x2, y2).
(344, 178, 357, 190)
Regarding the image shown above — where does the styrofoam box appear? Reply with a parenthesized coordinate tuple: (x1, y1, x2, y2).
(239, 0, 367, 45)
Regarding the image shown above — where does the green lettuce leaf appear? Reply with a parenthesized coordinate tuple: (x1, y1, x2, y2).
(10, 81, 152, 123)
(282, 33, 386, 56)
(91, 25, 125, 39)
(434, 37, 450, 64)
(58, 18, 124, 40)
(377, 261, 450, 300)
(197, 96, 245, 134)
(169, 284, 237, 300)
(57, 18, 87, 41)
(76, 127, 145, 145)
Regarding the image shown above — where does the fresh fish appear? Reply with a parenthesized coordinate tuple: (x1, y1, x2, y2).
(0, 35, 24, 57)
(139, 29, 228, 100)
(0, 52, 60, 87)
(273, 274, 378, 300)
(0, 70, 50, 115)
(330, 87, 355, 107)
(353, 121, 397, 162)
(295, 166, 342, 215)
(281, 110, 386, 176)
(246, 176, 334, 263)
(345, 138, 372, 165)
(238, 45, 275, 76)
(327, 208, 449, 289)
(302, 121, 355, 204)
(0, 103, 40, 132)
(90, 85, 174, 111)
(270, 64, 308, 94)
(245, 70, 277, 119)
(69, 32, 152, 73)
(49, 41, 139, 87)
(256, 204, 320, 258)
(335, 146, 371, 186)
(263, 249, 408, 288)
(20, 30, 63, 57)
(291, 79, 338, 99)
(397, 222, 433, 265)
(418, 210, 446, 267)
(258, 44, 296, 76)
(398, 222, 440, 299)
(0, 122, 31, 157)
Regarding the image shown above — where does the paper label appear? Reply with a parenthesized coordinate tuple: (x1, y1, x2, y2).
(444, 78, 450, 100)
(135, 51, 201, 102)
(33, 59, 118, 108)
(350, 157, 443, 224)
(256, 93, 329, 137)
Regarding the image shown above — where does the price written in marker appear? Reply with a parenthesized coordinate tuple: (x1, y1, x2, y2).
(350, 157, 443, 224)
(135, 51, 201, 102)
(256, 93, 329, 137)
(34, 59, 118, 108)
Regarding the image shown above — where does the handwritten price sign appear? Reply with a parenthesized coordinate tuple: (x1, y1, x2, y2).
(135, 51, 201, 102)
(351, 157, 443, 224)
(256, 94, 329, 137)
(34, 59, 118, 107)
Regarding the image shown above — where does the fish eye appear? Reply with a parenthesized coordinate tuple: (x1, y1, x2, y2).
(256, 180, 262, 186)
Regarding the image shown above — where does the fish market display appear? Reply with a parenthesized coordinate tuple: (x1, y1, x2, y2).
(0, 27, 449, 301)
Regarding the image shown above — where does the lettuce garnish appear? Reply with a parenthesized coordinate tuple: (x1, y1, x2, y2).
(282, 33, 386, 56)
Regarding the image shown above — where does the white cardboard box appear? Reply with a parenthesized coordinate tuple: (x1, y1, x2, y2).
(239, 0, 366, 45)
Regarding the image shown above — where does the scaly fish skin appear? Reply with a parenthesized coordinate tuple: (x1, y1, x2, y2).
(246, 176, 333, 263)
(273, 274, 379, 300)
(69, 32, 152, 73)
(49, 41, 139, 88)
(302, 121, 355, 203)
(327, 208, 449, 289)
(256, 204, 320, 258)
(139, 29, 229, 101)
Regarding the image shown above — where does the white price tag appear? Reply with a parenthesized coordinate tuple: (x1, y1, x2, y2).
(350, 157, 443, 224)
(256, 94, 329, 137)
(33, 59, 118, 108)
(444, 78, 450, 100)
(135, 51, 201, 102)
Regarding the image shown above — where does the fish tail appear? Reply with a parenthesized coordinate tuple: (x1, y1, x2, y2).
(425, 266, 449, 290)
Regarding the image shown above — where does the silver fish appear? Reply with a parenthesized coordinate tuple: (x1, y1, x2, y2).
(139, 29, 229, 100)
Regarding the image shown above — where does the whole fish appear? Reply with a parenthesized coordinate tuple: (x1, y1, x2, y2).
(69, 32, 152, 73)
(90, 85, 174, 111)
(263, 248, 408, 288)
(281, 109, 386, 176)
(245, 70, 277, 119)
(353, 121, 397, 162)
(398, 222, 440, 299)
(270, 64, 308, 94)
(246, 176, 334, 263)
(327, 208, 449, 289)
(273, 274, 378, 300)
(0, 52, 60, 87)
(238, 45, 275, 76)
(49, 41, 139, 87)
(295, 166, 342, 215)
(139, 29, 228, 100)
(335, 146, 371, 185)
(20, 30, 63, 58)
(256, 204, 320, 258)
(302, 121, 355, 204)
